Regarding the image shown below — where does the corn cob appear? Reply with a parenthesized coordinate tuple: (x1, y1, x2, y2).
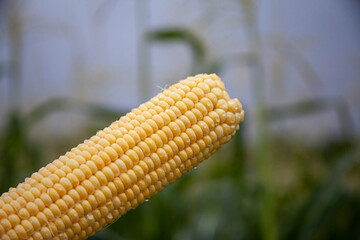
(0, 74, 244, 240)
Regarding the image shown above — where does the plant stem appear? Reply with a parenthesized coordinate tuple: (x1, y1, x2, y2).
(135, 0, 151, 104)
(239, 1, 278, 239)
(8, 3, 23, 113)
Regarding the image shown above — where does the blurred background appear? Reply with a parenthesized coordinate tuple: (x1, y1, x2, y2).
(0, 0, 360, 239)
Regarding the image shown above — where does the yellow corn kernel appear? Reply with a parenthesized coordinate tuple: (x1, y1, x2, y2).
(0, 73, 244, 240)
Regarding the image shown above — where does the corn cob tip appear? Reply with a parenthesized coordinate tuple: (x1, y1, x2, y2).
(0, 74, 244, 240)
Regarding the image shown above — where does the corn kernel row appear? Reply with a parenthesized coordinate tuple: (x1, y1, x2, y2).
(59, 121, 238, 240)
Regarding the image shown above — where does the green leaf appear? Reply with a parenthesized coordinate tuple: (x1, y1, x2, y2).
(146, 28, 206, 74)
(267, 97, 355, 139)
(283, 151, 360, 240)
(25, 98, 128, 128)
